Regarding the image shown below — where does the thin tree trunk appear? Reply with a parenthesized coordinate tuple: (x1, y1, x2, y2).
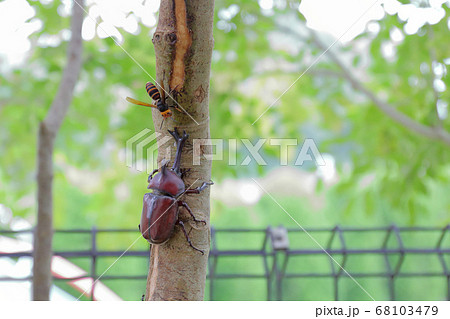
(145, 0, 215, 300)
(33, 0, 84, 300)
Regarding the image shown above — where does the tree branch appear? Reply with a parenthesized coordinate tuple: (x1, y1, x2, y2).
(308, 29, 450, 146)
(426, 25, 443, 129)
(33, 0, 84, 300)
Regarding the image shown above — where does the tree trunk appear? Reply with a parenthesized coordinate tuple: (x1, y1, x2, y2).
(33, 0, 84, 300)
(145, 0, 215, 300)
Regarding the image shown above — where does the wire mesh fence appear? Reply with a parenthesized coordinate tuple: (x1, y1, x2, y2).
(1, 225, 449, 300)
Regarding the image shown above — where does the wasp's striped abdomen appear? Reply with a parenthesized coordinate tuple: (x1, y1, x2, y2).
(146, 82, 161, 101)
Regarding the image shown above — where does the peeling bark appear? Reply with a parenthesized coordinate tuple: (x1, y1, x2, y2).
(33, 0, 84, 300)
(170, 0, 192, 92)
(145, 0, 215, 301)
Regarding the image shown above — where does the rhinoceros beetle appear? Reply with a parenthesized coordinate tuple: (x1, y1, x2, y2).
(139, 128, 213, 254)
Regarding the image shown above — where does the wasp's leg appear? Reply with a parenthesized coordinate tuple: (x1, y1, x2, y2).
(184, 181, 214, 194)
(172, 105, 184, 113)
(178, 201, 206, 225)
(169, 84, 183, 99)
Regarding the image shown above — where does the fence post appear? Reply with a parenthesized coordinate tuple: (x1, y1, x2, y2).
(208, 226, 217, 301)
(90, 226, 97, 301)
(269, 226, 289, 301)
(262, 227, 271, 301)
(326, 227, 338, 300)
(436, 225, 450, 300)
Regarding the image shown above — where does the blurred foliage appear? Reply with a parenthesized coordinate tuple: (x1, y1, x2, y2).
(0, 0, 450, 300)
(1, 0, 448, 224)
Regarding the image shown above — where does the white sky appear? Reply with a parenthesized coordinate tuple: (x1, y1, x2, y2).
(300, 0, 385, 42)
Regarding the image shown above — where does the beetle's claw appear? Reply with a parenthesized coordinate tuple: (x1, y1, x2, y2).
(200, 180, 214, 190)
(192, 246, 205, 255)
(193, 218, 207, 226)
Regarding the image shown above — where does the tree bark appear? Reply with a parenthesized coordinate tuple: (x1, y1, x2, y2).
(145, 0, 215, 300)
(33, 0, 84, 300)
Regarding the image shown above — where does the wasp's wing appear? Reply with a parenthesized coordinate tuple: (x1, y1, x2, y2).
(159, 83, 166, 103)
(126, 97, 156, 108)
(160, 71, 166, 103)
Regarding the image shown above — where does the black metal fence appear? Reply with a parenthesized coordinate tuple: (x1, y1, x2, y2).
(1, 225, 449, 300)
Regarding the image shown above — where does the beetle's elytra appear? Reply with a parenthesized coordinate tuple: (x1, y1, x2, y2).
(139, 128, 213, 254)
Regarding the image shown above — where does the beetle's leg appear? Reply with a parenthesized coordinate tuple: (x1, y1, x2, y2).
(178, 201, 206, 225)
(184, 181, 214, 194)
(176, 220, 204, 255)
(180, 168, 191, 179)
(147, 169, 158, 183)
